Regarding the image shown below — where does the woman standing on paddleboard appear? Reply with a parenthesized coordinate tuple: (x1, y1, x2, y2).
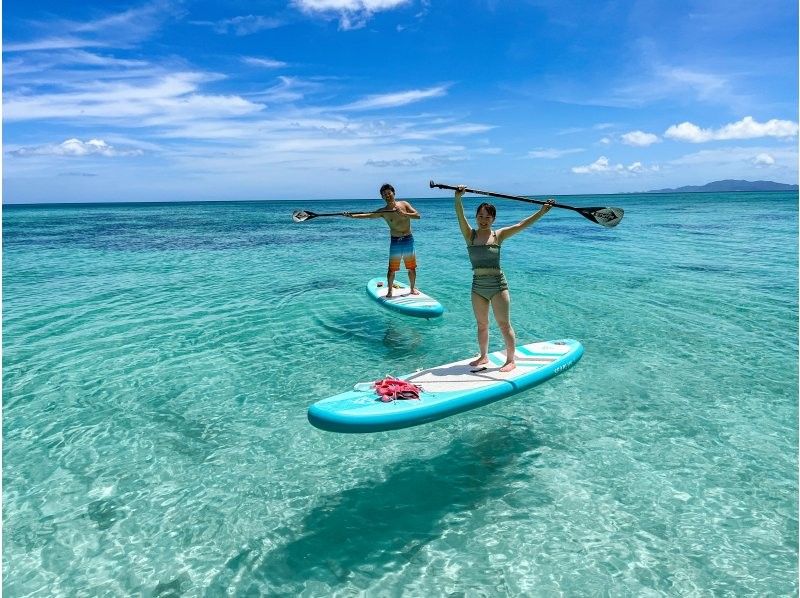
(454, 185, 555, 372)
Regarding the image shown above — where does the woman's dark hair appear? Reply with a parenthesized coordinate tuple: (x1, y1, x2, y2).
(379, 183, 395, 195)
(476, 202, 496, 218)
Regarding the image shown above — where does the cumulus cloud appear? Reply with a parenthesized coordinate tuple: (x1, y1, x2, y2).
(621, 130, 660, 146)
(571, 156, 657, 175)
(665, 116, 798, 143)
(8, 138, 144, 157)
(527, 147, 585, 159)
(293, 0, 410, 30)
(752, 153, 776, 166)
(572, 156, 616, 173)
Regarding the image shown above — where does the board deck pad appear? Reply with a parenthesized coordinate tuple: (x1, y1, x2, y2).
(365, 277, 444, 319)
(308, 339, 583, 433)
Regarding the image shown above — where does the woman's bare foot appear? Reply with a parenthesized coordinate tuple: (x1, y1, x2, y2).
(469, 356, 489, 367)
(499, 361, 516, 372)
(410, 288, 420, 295)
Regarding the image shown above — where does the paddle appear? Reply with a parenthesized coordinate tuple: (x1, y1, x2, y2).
(429, 181, 624, 228)
(292, 209, 372, 222)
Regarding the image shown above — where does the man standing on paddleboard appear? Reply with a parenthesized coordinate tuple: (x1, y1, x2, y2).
(344, 184, 421, 298)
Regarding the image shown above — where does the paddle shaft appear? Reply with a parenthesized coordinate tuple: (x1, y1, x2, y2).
(429, 181, 580, 212)
(295, 210, 374, 219)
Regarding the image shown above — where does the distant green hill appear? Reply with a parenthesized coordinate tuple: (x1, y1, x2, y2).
(649, 179, 798, 193)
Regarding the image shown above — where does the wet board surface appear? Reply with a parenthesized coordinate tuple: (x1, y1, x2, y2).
(365, 277, 444, 319)
(308, 339, 584, 433)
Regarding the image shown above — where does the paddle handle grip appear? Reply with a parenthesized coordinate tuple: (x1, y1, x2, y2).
(429, 180, 576, 212)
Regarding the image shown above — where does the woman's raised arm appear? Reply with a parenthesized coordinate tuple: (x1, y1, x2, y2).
(454, 186, 473, 243)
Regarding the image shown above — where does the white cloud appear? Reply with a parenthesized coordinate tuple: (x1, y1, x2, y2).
(595, 65, 744, 109)
(557, 122, 617, 136)
(657, 67, 728, 102)
(621, 131, 660, 146)
(295, 0, 409, 10)
(572, 156, 617, 173)
(338, 86, 448, 110)
(248, 76, 323, 103)
(5, 4, 174, 51)
(665, 116, 798, 143)
(191, 15, 284, 36)
(293, 0, 410, 30)
(4, 37, 114, 52)
(4, 72, 264, 122)
(571, 156, 656, 175)
(400, 123, 494, 140)
(752, 153, 775, 166)
(527, 147, 585, 159)
(669, 145, 797, 167)
(8, 138, 144, 157)
(242, 57, 289, 69)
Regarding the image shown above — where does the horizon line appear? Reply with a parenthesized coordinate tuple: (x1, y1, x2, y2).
(3, 187, 799, 208)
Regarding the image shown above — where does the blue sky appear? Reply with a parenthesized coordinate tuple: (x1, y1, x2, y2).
(3, 0, 798, 202)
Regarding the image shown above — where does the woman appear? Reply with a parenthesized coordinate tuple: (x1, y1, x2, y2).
(454, 185, 555, 372)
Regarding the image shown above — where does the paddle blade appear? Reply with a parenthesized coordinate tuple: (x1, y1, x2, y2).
(292, 210, 315, 222)
(578, 206, 624, 228)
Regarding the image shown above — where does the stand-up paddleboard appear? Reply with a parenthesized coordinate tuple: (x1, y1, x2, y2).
(366, 277, 444, 319)
(308, 339, 583, 433)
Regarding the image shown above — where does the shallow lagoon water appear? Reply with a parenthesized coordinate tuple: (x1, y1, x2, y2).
(3, 192, 797, 595)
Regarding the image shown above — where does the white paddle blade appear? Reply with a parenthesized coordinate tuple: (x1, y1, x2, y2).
(292, 210, 312, 222)
(592, 207, 624, 228)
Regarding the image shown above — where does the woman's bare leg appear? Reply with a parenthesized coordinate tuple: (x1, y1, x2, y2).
(491, 290, 516, 372)
(470, 292, 491, 366)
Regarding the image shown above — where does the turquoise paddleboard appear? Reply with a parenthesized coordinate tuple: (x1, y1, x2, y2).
(308, 339, 583, 433)
(365, 277, 444, 319)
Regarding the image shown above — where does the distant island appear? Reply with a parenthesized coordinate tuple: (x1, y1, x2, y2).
(648, 179, 798, 193)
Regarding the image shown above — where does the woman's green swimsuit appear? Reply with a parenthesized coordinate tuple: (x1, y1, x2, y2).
(467, 229, 508, 300)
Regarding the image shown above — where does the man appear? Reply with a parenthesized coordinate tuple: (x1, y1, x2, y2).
(345, 183, 421, 298)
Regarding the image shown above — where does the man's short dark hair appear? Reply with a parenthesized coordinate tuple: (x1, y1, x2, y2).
(380, 183, 395, 195)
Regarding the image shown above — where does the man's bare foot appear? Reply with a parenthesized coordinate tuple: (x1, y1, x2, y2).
(386, 293, 393, 299)
(410, 288, 420, 295)
(499, 362, 516, 372)
(469, 356, 489, 367)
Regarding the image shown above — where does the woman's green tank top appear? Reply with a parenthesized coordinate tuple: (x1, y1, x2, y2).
(467, 229, 501, 270)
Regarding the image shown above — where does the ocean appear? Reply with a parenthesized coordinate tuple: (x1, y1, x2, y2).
(3, 191, 798, 595)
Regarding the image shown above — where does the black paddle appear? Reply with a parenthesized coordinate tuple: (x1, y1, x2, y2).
(429, 181, 624, 228)
(292, 209, 372, 222)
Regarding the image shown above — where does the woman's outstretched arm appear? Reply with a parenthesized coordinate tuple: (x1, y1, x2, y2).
(496, 199, 555, 242)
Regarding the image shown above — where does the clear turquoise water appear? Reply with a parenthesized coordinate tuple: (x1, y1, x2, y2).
(3, 192, 798, 596)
